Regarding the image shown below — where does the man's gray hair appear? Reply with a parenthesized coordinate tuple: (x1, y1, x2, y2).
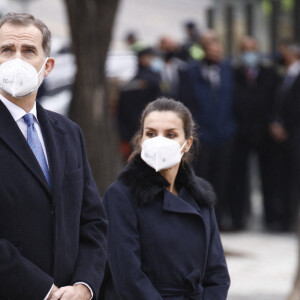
(0, 12, 51, 56)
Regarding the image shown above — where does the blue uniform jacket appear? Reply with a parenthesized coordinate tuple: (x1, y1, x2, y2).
(103, 155, 230, 300)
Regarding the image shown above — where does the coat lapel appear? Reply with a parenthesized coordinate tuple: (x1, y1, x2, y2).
(0, 100, 50, 192)
(36, 103, 66, 202)
(162, 188, 209, 259)
(162, 188, 202, 217)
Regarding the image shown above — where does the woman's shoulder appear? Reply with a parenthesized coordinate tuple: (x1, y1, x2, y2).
(103, 179, 137, 211)
(104, 179, 131, 199)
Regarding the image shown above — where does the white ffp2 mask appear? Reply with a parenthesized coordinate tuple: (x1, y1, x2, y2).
(0, 58, 48, 98)
(141, 136, 187, 172)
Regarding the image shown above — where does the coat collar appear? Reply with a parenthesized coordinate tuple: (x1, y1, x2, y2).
(162, 188, 202, 216)
(118, 155, 216, 207)
(36, 102, 66, 199)
(0, 100, 66, 196)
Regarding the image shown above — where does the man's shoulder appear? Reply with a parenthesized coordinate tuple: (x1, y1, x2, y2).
(43, 109, 79, 131)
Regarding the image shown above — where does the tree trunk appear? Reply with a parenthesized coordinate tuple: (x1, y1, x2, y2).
(64, 0, 122, 194)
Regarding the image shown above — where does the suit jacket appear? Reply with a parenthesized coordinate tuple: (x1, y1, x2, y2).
(179, 60, 236, 146)
(0, 101, 107, 300)
(234, 65, 279, 146)
(102, 155, 230, 300)
(117, 66, 161, 143)
(273, 72, 300, 141)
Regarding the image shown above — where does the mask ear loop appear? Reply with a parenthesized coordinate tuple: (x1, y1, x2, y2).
(180, 140, 188, 155)
(31, 57, 49, 94)
(37, 57, 49, 77)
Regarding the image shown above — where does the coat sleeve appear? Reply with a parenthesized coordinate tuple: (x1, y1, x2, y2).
(0, 239, 53, 299)
(104, 183, 164, 300)
(70, 126, 108, 299)
(202, 207, 230, 299)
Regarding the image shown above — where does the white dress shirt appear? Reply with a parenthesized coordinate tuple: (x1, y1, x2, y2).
(286, 60, 300, 77)
(0, 95, 93, 299)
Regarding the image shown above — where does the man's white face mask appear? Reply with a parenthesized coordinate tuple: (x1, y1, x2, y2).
(141, 136, 187, 172)
(0, 57, 48, 98)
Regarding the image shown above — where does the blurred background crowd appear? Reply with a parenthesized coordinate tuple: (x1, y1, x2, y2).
(20, 0, 300, 234)
(106, 27, 300, 234)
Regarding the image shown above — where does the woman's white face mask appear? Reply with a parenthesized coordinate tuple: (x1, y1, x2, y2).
(141, 136, 187, 172)
(0, 57, 48, 98)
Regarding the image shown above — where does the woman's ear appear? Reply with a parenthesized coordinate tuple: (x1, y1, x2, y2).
(184, 136, 193, 152)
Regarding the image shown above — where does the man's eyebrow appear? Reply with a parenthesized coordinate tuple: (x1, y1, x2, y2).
(22, 44, 38, 50)
(0, 43, 14, 50)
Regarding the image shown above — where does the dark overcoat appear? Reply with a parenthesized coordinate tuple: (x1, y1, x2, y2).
(102, 155, 230, 300)
(117, 66, 161, 143)
(179, 60, 236, 146)
(233, 65, 279, 146)
(0, 101, 107, 299)
(274, 72, 300, 140)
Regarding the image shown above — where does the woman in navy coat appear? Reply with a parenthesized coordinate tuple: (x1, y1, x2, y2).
(102, 97, 230, 299)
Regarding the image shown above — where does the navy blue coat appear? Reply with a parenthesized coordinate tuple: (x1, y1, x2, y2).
(103, 156, 230, 300)
(0, 101, 107, 299)
(179, 60, 236, 146)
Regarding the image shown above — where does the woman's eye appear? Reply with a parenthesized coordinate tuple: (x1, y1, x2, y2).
(146, 132, 155, 137)
(167, 133, 176, 138)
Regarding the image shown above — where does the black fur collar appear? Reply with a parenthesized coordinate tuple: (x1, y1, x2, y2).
(118, 155, 216, 207)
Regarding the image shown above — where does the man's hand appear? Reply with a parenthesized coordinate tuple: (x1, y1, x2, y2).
(50, 284, 91, 300)
(269, 122, 288, 142)
(46, 285, 59, 300)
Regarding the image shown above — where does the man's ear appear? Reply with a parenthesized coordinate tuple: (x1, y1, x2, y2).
(44, 57, 55, 77)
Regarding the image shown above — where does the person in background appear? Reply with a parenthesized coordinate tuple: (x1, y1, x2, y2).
(178, 21, 204, 62)
(124, 31, 147, 53)
(157, 36, 186, 99)
(179, 31, 236, 230)
(117, 47, 161, 160)
(232, 36, 279, 230)
(0, 13, 107, 299)
(102, 97, 230, 300)
(269, 40, 300, 231)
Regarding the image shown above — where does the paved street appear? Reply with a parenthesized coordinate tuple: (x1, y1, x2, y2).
(222, 231, 297, 300)
(222, 165, 298, 300)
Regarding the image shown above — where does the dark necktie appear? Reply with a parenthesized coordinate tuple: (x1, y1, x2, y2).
(23, 113, 50, 185)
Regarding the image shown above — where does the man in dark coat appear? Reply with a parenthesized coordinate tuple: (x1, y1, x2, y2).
(232, 36, 279, 230)
(179, 32, 236, 230)
(0, 13, 107, 299)
(269, 40, 300, 231)
(117, 47, 161, 159)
